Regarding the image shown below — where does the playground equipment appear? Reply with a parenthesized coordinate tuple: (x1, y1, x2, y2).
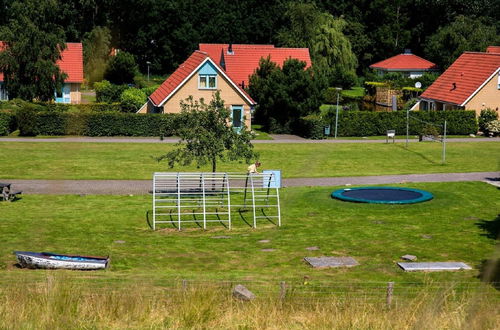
(152, 172, 281, 230)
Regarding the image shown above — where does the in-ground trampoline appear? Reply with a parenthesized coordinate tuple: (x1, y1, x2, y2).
(331, 186, 433, 204)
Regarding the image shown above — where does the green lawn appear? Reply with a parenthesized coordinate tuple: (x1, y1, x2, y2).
(0, 182, 498, 284)
(0, 141, 498, 180)
(251, 124, 273, 140)
(341, 86, 365, 98)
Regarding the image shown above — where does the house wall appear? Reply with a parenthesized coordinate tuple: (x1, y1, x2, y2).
(69, 83, 81, 104)
(464, 73, 500, 116)
(142, 69, 253, 128)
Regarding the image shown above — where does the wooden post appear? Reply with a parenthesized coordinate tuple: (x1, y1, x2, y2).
(280, 281, 286, 300)
(386, 282, 394, 308)
(182, 279, 187, 291)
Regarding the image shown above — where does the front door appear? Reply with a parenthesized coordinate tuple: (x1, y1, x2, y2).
(231, 105, 244, 133)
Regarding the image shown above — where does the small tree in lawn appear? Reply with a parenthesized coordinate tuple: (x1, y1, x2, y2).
(157, 92, 257, 172)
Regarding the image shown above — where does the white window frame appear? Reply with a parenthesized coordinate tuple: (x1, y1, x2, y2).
(198, 74, 217, 90)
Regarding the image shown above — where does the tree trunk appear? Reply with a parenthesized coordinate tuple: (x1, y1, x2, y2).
(212, 158, 216, 173)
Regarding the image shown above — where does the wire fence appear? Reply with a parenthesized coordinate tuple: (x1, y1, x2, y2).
(1, 275, 498, 306)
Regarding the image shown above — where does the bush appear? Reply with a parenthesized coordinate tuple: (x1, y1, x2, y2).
(30, 111, 177, 137)
(95, 80, 128, 103)
(478, 109, 498, 133)
(120, 88, 147, 113)
(72, 103, 123, 112)
(323, 88, 344, 104)
(323, 110, 476, 137)
(104, 51, 138, 85)
(294, 115, 326, 139)
(16, 105, 39, 136)
(0, 112, 16, 135)
(486, 120, 500, 136)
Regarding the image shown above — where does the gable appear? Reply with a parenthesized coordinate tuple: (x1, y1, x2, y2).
(149, 51, 255, 107)
(198, 61, 218, 75)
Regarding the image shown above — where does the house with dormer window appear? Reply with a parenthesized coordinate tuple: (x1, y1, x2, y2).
(140, 44, 312, 130)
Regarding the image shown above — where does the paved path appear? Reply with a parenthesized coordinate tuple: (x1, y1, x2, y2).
(0, 136, 499, 144)
(5, 172, 498, 195)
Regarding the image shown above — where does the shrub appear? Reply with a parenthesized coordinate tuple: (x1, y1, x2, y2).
(486, 120, 500, 136)
(0, 112, 15, 135)
(120, 88, 147, 113)
(323, 88, 344, 104)
(325, 110, 476, 137)
(141, 85, 159, 96)
(104, 51, 138, 85)
(478, 109, 498, 133)
(31, 111, 177, 137)
(95, 80, 128, 103)
(294, 115, 326, 139)
(15, 104, 39, 136)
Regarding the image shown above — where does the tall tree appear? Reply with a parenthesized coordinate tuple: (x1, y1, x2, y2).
(277, 2, 357, 87)
(424, 15, 500, 69)
(249, 57, 326, 133)
(83, 26, 112, 85)
(0, 0, 67, 102)
(157, 93, 257, 172)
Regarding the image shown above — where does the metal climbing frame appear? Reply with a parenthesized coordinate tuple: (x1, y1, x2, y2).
(152, 172, 281, 230)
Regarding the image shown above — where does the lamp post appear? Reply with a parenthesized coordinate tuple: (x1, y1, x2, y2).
(146, 61, 151, 82)
(334, 87, 342, 139)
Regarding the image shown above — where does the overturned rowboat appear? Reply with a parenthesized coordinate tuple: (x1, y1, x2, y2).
(14, 251, 109, 270)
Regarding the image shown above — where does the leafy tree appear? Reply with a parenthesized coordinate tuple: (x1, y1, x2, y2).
(104, 51, 138, 85)
(277, 2, 357, 87)
(0, 0, 67, 102)
(424, 15, 500, 69)
(94, 80, 127, 103)
(157, 93, 257, 172)
(120, 88, 147, 112)
(83, 26, 112, 85)
(249, 57, 326, 133)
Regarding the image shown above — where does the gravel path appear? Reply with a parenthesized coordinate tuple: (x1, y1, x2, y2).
(0, 136, 498, 144)
(4, 172, 498, 195)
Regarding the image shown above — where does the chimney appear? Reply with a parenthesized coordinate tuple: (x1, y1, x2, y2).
(404, 49, 412, 54)
(227, 43, 234, 55)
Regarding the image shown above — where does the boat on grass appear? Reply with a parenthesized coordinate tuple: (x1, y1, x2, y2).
(14, 251, 109, 270)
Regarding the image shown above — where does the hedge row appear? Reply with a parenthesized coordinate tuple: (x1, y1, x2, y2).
(17, 111, 177, 137)
(296, 110, 477, 138)
(0, 112, 16, 136)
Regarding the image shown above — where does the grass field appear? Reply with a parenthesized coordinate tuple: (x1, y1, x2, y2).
(0, 182, 498, 284)
(0, 141, 498, 180)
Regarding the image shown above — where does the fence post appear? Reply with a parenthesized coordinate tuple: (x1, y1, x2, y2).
(182, 279, 187, 292)
(280, 281, 286, 301)
(386, 282, 394, 308)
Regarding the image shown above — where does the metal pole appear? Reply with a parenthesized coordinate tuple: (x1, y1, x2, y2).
(406, 109, 409, 148)
(442, 120, 447, 164)
(146, 61, 151, 82)
(334, 89, 340, 139)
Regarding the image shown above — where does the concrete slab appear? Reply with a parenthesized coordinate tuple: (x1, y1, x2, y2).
(398, 262, 472, 272)
(304, 257, 359, 268)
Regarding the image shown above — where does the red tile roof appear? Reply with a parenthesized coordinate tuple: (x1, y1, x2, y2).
(149, 50, 255, 106)
(0, 42, 83, 83)
(199, 44, 312, 87)
(370, 53, 437, 71)
(486, 46, 500, 54)
(420, 52, 500, 105)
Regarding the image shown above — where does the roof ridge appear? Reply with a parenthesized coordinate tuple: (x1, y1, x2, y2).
(462, 51, 500, 56)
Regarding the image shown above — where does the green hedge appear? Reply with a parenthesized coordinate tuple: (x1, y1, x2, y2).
(0, 112, 16, 136)
(294, 115, 326, 139)
(30, 112, 177, 137)
(326, 110, 477, 136)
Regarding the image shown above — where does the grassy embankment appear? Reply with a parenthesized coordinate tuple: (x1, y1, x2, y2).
(0, 141, 498, 180)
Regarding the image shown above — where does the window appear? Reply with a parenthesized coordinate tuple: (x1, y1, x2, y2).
(497, 72, 500, 89)
(199, 74, 217, 89)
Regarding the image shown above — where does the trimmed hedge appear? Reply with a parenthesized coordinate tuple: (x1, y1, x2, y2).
(329, 110, 477, 136)
(0, 112, 16, 136)
(294, 115, 326, 139)
(30, 112, 178, 137)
